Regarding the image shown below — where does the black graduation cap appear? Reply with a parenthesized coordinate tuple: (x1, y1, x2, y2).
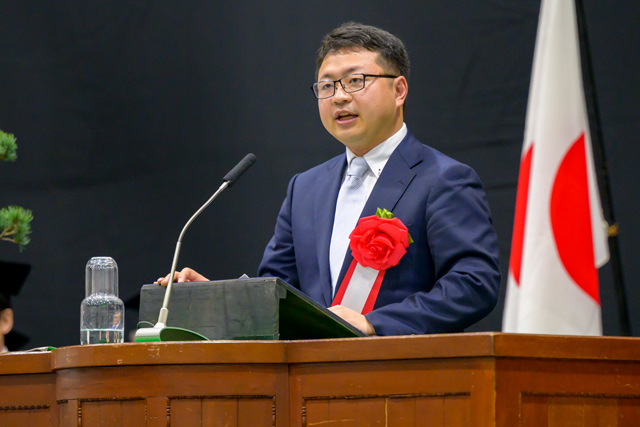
(0, 260, 31, 350)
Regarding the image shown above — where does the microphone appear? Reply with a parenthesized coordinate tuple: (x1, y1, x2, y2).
(223, 153, 256, 186)
(135, 153, 257, 342)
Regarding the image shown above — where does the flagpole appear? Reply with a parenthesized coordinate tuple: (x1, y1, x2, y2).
(574, 0, 631, 336)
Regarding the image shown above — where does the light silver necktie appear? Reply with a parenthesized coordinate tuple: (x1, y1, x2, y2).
(329, 156, 369, 293)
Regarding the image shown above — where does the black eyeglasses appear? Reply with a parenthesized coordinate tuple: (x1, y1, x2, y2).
(311, 73, 399, 99)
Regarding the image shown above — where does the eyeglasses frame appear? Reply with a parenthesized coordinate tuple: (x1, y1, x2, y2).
(311, 73, 400, 99)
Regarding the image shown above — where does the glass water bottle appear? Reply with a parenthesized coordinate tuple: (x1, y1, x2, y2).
(80, 257, 125, 344)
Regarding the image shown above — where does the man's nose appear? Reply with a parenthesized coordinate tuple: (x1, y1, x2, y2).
(332, 83, 352, 102)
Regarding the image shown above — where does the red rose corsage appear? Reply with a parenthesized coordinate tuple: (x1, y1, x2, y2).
(349, 208, 413, 271)
(332, 208, 413, 315)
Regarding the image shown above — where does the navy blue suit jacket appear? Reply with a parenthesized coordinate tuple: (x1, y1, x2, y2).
(258, 131, 501, 335)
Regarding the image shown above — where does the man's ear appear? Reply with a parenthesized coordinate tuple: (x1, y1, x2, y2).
(394, 76, 408, 108)
(0, 309, 14, 336)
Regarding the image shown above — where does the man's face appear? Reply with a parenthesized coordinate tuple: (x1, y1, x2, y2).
(316, 49, 407, 156)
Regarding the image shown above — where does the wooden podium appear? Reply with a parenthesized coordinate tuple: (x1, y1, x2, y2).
(1, 333, 640, 426)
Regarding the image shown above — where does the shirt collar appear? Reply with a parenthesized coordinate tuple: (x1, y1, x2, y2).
(345, 123, 407, 177)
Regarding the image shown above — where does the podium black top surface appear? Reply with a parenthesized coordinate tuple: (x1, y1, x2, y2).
(138, 277, 367, 340)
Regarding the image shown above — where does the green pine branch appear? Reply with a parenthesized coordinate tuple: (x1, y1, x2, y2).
(0, 130, 18, 162)
(0, 206, 33, 251)
(0, 130, 33, 251)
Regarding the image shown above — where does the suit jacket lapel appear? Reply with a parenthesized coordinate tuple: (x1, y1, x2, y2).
(314, 155, 347, 306)
(334, 133, 423, 298)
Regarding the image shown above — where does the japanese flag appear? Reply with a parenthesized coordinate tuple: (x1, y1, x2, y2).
(502, 0, 609, 335)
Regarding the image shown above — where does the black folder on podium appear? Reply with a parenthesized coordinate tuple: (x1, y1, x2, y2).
(138, 277, 367, 340)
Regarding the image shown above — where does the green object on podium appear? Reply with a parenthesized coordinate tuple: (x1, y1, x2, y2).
(134, 323, 209, 342)
(137, 277, 367, 340)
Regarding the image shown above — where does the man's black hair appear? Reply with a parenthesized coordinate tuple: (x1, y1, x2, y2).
(315, 22, 410, 80)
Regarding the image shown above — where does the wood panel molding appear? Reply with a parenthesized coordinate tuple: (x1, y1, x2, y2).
(1, 333, 640, 426)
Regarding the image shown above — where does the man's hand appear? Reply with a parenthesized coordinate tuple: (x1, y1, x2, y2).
(328, 305, 376, 336)
(154, 267, 209, 286)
